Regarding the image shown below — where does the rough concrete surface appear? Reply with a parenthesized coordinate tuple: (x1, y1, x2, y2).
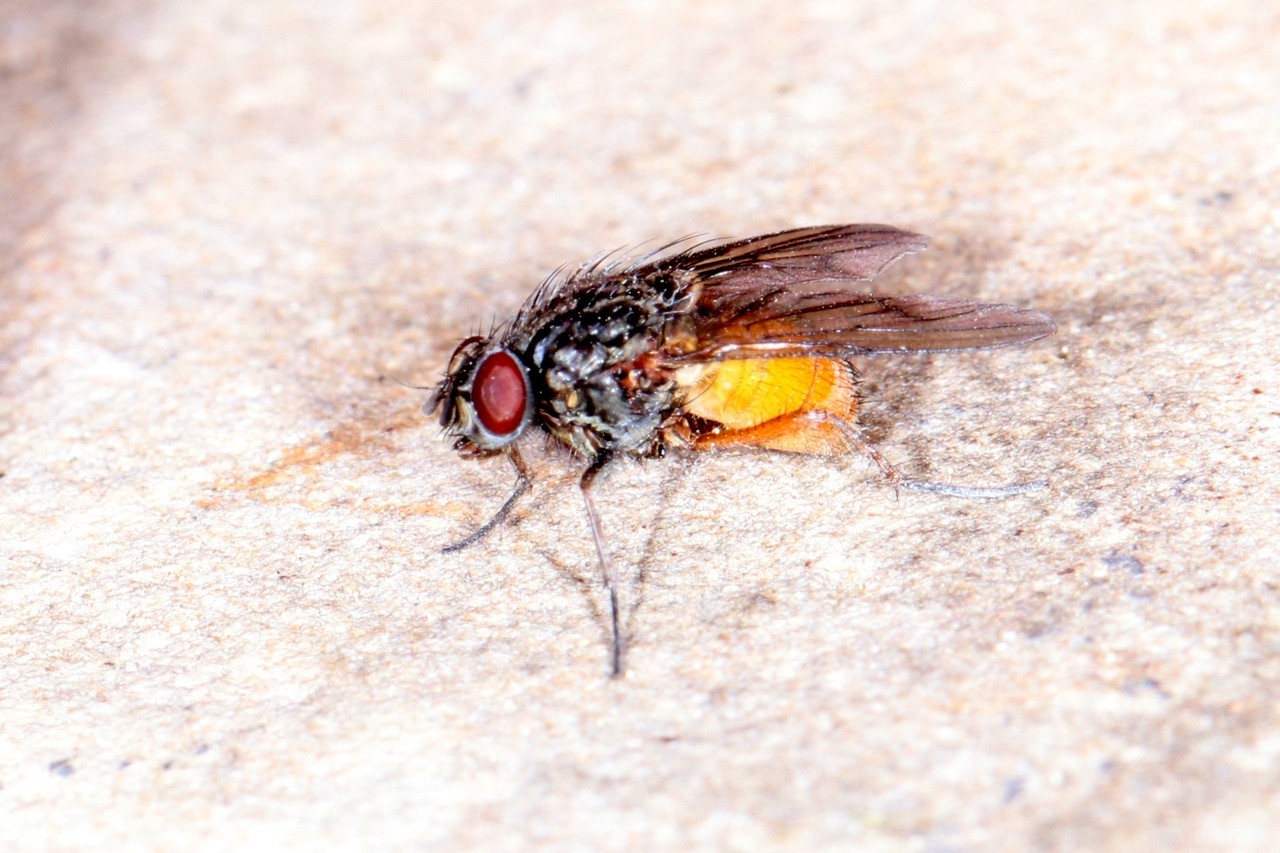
(2, 0, 1278, 849)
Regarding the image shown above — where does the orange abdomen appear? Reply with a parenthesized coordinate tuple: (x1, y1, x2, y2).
(676, 357, 859, 455)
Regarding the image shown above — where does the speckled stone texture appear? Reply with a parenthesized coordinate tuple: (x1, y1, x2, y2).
(2, 1, 1278, 849)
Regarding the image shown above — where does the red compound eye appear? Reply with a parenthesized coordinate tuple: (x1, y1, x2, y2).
(472, 350, 528, 437)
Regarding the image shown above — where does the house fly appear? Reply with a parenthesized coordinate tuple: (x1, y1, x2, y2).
(425, 225, 1056, 677)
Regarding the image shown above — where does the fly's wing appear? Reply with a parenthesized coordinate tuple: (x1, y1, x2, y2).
(668, 224, 930, 288)
(671, 291, 1058, 362)
(643, 225, 1055, 362)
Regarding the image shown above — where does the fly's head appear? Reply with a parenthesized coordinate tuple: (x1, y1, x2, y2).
(425, 335, 534, 458)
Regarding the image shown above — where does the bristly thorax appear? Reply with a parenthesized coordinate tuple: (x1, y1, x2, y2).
(504, 270, 696, 460)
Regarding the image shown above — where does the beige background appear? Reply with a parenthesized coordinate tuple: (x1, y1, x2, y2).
(3, 0, 1278, 849)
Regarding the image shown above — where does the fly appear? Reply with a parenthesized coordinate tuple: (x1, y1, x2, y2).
(425, 224, 1056, 677)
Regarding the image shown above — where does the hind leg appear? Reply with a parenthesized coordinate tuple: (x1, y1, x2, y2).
(692, 408, 901, 486)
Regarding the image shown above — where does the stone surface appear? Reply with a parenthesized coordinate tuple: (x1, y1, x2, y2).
(2, 0, 1278, 848)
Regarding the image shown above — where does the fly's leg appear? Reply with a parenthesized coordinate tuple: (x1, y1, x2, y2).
(787, 409, 901, 496)
(579, 452, 625, 678)
(693, 407, 901, 487)
(695, 407, 1044, 498)
(811, 410, 1046, 497)
(898, 478, 1048, 498)
(442, 447, 533, 553)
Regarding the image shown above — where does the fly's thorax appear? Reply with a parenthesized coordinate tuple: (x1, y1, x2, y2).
(516, 273, 691, 458)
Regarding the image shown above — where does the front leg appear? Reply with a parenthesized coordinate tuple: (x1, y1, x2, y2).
(443, 447, 533, 553)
